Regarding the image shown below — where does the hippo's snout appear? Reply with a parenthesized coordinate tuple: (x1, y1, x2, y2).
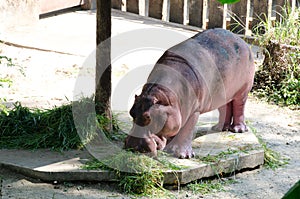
(134, 112, 151, 126)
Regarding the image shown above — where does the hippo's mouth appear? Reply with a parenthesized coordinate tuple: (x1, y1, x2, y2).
(124, 124, 167, 156)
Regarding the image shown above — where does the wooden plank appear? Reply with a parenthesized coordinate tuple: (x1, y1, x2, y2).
(162, 0, 171, 21)
(230, 0, 249, 34)
(189, 0, 203, 28)
(251, 0, 270, 32)
(274, 0, 287, 21)
(127, 0, 139, 14)
(112, 0, 122, 10)
(149, 0, 164, 19)
(170, 0, 184, 24)
(40, 0, 84, 14)
(208, 0, 224, 28)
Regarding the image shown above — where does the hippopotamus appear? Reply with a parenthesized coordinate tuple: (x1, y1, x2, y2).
(124, 28, 255, 158)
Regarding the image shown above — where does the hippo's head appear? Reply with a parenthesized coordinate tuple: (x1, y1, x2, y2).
(124, 86, 182, 156)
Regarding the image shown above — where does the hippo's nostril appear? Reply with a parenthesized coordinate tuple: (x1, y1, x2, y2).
(143, 112, 151, 120)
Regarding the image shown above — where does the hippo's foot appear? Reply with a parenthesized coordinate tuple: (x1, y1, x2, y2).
(164, 141, 195, 159)
(211, 123, 248, 133)
(211, 123, 231, 132)
(230, 123, 248, 133)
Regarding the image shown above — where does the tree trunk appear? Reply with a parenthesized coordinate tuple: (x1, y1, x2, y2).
(95, 0, 112, 131)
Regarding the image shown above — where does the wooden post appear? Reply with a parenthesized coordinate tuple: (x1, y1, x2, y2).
(162, 0, 170, 21)
(183, 0, 189, 25)
(139, 0, 149, 16)
(189, 0, 203, 28)
(96, 0, 112, 129)
(223, 3, 228, 29)
(245, 0, 251, 35)
(208, 0, 224, 29)
(202, 0, 208, 29)
(121, 0, 127, 11)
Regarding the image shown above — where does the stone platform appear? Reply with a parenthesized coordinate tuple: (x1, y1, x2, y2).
(0, 128, 264, 185)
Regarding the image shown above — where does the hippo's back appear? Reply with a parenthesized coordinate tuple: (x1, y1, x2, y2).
(192, 28, 254, 70)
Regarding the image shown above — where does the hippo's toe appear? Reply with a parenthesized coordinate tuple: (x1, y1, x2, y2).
(231, 123, 248, 133)
(164, 144, 195, 159)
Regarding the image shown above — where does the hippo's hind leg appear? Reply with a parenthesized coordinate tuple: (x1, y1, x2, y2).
(212, 102, 233, 131)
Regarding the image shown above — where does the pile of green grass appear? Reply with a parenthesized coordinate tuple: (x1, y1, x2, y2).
(83, 151, 180, 196)
(0, 102, 81, 150)
(187, 179, 237, 195)
(0, 99, 122, 150)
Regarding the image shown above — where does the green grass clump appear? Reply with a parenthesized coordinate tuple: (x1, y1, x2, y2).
(0, 102, 82, 150)
(187, 179, 237, 195)
(250, 126, 289, 170)
(252, 5, 300, 108)
(0, 98, 124, 150)
(83, 151, 173, 196)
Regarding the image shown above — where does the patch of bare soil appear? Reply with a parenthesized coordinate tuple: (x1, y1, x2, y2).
(0, 44, 299, 199)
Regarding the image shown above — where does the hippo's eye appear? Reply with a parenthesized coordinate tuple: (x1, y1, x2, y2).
(156, 101, 162, 105)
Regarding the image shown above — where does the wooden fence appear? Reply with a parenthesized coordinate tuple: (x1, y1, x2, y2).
(111, 0, 299, 35)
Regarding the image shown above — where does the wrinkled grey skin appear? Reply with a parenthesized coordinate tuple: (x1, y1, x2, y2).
(124, 28, 255, 159)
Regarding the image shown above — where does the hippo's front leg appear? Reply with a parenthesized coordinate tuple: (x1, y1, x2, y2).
(164, 112, 199, 159)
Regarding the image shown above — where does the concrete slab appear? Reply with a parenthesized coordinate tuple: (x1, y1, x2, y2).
(0, 126, 264, 185)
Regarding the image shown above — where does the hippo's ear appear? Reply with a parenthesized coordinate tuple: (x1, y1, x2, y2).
(153, 96, 169, 106)
(129, 105, 136, 118)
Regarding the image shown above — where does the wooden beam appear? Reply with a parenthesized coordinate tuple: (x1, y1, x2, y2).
(208, 0, 224, 29)
(149, 0, 163, 19)
(162, 0, 170, 21)
(189, 0, 203, 28)
(230, 0, 249, 34)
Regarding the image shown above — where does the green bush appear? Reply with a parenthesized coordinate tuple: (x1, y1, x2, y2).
(252, 5, 300, 108)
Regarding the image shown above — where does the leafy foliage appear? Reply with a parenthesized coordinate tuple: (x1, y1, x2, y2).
(217, 0, 240, 4)
(252, 6, 300, 108)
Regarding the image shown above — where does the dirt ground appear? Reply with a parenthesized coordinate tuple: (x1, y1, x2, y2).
(0, 43, 299, 199)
